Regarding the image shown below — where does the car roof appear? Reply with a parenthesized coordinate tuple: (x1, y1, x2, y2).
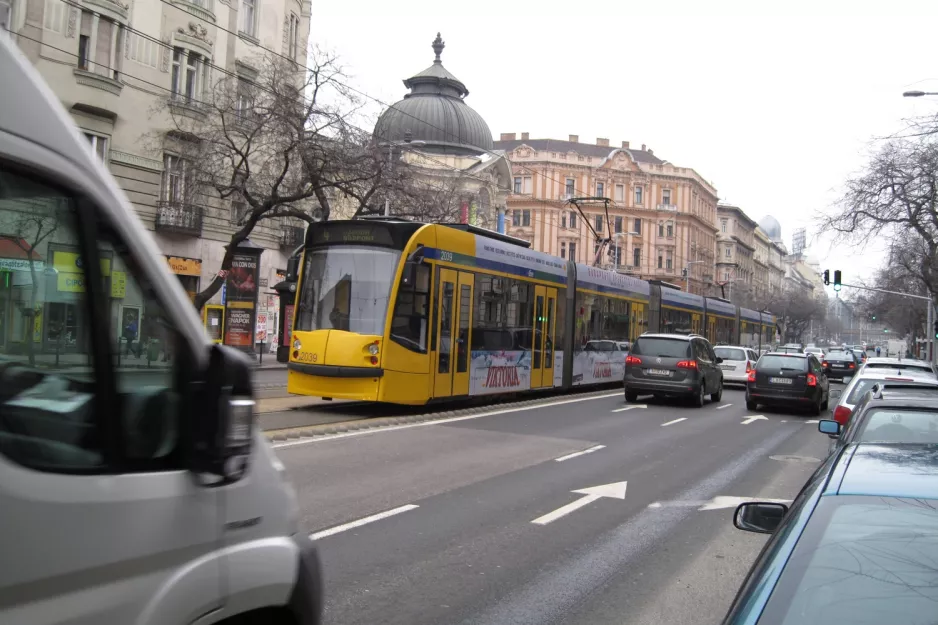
(636, 333, 699, 341)
(852, 368, 936, 381)
(714, 345, 751, 350)
(761, 351, 808, 358)
(831, 443, 938, 499)
(864, 357, 932, 366)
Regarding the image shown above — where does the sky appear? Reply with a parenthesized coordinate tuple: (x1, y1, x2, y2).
(311, 0, 938, 285)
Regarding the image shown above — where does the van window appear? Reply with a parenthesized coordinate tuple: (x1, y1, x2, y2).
(633, 338, 690, 358)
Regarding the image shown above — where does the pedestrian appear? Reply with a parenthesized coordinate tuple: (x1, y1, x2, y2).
(876, 345, 881, 357)
(123, 316, 138, 357)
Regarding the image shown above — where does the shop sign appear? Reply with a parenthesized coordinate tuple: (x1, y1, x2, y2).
(0, 258, 43, 272)
(166, 256, 202, 276)
(111, 271, 126, 298)
(57, 272, 86, 292)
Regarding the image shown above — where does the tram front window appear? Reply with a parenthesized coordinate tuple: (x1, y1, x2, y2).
(295, 246, 400, 336)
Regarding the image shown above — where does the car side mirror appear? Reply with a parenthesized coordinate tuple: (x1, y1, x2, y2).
(818, 419, 841, 437)
(191, 344, 256, 483)
(286, 255, 301, 282)
(715, 357, 724, 364)
(734, 502, 788, 534)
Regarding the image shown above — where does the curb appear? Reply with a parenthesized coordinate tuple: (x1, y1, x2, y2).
(265, 387, 620, 444)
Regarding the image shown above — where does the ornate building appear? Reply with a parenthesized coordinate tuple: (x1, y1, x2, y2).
(492, 134, 718, 294)
(716, 204, 757, 305)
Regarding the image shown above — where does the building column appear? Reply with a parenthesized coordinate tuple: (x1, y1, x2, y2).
(108, 22, 119, 79)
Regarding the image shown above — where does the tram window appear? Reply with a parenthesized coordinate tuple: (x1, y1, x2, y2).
(390, 262, 430, 353)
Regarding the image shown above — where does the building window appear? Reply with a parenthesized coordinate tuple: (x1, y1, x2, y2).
(614, 216, 623, 234)
(77, 11, 92, 70)
(162, 154, 193, 203)
(565, 178, 575, 197)
(569, 242, 577, 262)
(523, 210, 531, 227)
(666, 252, 673, 270)
(725, 247, 731, 258)
(561, 212, 567, 228)
(236, 78, 254, 118)
(231, 200, 248, 224)
(171, 48, 203, 101)
(724, 271, 730, 281)
(594, 215, 603, 233)
(633, 247, 641, 267)
(288, 13, 300, 60)
(615, 184, 624, 202)
(43, 0, 68, 33)
(613, 245, 622, 266)
(83, 133, 108, 161)
(634, 218, 641, 234)
(0, 0, 10, 36)
(596, 182, 604, 197)
(513, 177, 522, 194)
(241, 0, 256, 36)
(523, 177, 532, 194)
(635, 186, 643, 206)
(721, 219, 727, 233)
(569, 212, 577, 229)
(658, 223, 664, 237)
(511, 209, 531, 227)
(657, 254, 663, 269)
(560, 242, 566, 259)
(662, 188, 671, 205)
(666, 223, 673, 237)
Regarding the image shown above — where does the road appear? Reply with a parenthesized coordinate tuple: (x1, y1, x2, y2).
(274, 385, 832, 625)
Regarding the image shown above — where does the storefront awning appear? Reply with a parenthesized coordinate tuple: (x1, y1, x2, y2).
(0, 237, 44, 271)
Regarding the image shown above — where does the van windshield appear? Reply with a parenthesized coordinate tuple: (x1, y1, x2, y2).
(633, 338, 690, 358)
(295, 246, 400, 336)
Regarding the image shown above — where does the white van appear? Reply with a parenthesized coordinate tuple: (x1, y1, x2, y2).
(0, 37, 321, 625)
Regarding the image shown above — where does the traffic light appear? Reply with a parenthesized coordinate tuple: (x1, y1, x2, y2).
(872, 314, 877, 321)
(933, 320, 938, 339)
(833, 270, 842, 292)
(822, 269, 830, 286)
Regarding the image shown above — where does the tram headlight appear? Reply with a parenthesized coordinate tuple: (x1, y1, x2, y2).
(293, 338, 302, 350)
(368, 343, 380, 356)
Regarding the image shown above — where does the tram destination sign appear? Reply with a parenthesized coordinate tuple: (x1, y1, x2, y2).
(309, 223, 395, 247)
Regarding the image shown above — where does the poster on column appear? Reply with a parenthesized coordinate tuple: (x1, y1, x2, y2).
(469, 350, 531, 395)
(225, 254, 259, 302)
(225, 306, 254, 347)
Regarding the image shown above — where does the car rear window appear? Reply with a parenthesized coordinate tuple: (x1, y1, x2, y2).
(715, 347, 746, 361)
(856, 408, 938, 444)
(845, 379, 881, 404)
(632, 338, 691, 358)
(758, 355, 806, 370)
(865, 362, 933, 375)
(760, 497, 938, 625)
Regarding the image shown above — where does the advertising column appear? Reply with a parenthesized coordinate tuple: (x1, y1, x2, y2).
(223, 249, 261, 354)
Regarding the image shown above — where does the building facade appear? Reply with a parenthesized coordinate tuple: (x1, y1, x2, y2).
(715, 204, 757, 305)
(5, 0, 311, 347)
(493, 134, 719, 295)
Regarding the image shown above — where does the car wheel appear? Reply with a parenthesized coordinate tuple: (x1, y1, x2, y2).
(625, 389, 638, 403)
(711, 382, 723, 403)
(746, 398, 758, 411)
(694, 381, 706, 407)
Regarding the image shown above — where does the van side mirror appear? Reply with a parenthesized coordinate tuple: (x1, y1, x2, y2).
(734, 502, 788, 534)
(191, 344, 255, 482)
(286, 256, 301, 282)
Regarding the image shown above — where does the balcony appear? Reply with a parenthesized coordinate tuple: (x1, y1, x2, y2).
(281, 225, 305, 248)
(156, 201, 203, 236)
(657, 203, 678, 212)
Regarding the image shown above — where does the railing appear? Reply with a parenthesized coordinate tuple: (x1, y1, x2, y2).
(657, 203, 678, 212)
(155, 201, 203, 236)
(281, 225, 305, 248)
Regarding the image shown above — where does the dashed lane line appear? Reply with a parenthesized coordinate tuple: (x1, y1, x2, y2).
(661, 418, 687, 427)
(311, 504, 419, 540)
(554, 445, 606, 462)
(716, 403, 733, 410)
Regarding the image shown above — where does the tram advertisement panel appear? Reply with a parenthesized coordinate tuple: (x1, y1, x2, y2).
(572, 350, 625, 385)
(469, 350, 530, 395)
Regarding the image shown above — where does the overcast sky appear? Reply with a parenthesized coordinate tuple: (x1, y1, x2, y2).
(313, 0, 938, 287)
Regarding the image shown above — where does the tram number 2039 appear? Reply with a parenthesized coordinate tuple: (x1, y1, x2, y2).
(295, 352, 318, 363)
(439, 251, 454, 262)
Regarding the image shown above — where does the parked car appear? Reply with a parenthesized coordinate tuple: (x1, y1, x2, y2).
(714, 345, 760, 386)
(723, 442, 938, 625)
(0, 38, 322, 625)
(745, 352, 829, 415)
(821, 348, 858, 381)
(859, 356, 937, 378)
(624, 333, 724, 407)
(826, 369, 938, 428)
(819, 382, 938, 454)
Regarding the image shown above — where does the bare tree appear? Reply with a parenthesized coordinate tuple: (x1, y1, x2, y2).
(776, 286, 826, 343)
(851, 256, 928, 345)
(161, 49, 427, 310)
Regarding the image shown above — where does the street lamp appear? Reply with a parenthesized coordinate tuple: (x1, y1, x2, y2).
(380, 139, 427, 216)
(903, 90, 938, 97)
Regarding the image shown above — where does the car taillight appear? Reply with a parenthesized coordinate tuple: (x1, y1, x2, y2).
(747, 369, 756, 382)
(626, 355, 642, 365)
(822, 360, 829, 368)
(807, 373, 817, 386)
(745, 361, 752, 373)
(676, 360, 698, 370)
(848, 362, 856, 369)
(833, 405, 852, 425)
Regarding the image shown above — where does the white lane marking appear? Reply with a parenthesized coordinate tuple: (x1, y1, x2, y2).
(532, 481, 628, 525)
(648, 500, 708, 509)
(781, 420, 788, 423)
(716, 403, 733, 410)
(612, 404, 648, 412)
(661, 418, 687, 427)
(741, 415, 768, 424)
(805, 420, 819, 424)
(554, 445, 606, 462)
(311, 504, 419, 540)
(273, 392, 622, 448)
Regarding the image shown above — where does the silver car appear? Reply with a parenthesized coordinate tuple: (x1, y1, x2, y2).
(859, 357, 937, 378)
(714, 345, 759, 385)
(826, 369, 938, 432)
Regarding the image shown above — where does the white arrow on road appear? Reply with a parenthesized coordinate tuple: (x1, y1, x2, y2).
(531, 481, 628, 525)
(612, 405, 647, 413)
(741, 415, 768, 425)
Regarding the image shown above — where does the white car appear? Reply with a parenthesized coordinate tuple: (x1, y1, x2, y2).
(859, 357, 937, 378)
(714, 345, 760, 384)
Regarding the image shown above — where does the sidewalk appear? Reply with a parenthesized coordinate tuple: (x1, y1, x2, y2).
(257, 395, 349, 414)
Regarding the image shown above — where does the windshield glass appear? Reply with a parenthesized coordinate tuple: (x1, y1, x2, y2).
(295, 246, 400, 335)
(856, 408, 938, 443)
(715, 347, 746, 361)
(759, 355, 806, 370)
(763, 497, 938, 625)
(633, 338, 690, 358)
(865, 362, 933, 374)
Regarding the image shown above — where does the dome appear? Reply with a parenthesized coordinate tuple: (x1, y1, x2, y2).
(758, 215, 783, 242)
(373, 33, 494, 156)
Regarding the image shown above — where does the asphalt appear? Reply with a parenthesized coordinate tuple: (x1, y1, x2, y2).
(275, 384, 834, 625)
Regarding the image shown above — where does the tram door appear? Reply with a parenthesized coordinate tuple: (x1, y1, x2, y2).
(433, 268, 474, 398)
(531, 285, 557, 389)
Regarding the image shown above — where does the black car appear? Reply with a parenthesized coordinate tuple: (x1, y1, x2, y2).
(746, 352, 830, 415)
(624, 333, 724, 407)
(820, 349, 857, 381)
(819, 383, 938, 451)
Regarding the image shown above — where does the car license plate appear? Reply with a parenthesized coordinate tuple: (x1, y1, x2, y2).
(720, 365, 735, 371)
(646, 369, 670, 377)
(832, 363, 843, 368)
(769, 377, 793, 385)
